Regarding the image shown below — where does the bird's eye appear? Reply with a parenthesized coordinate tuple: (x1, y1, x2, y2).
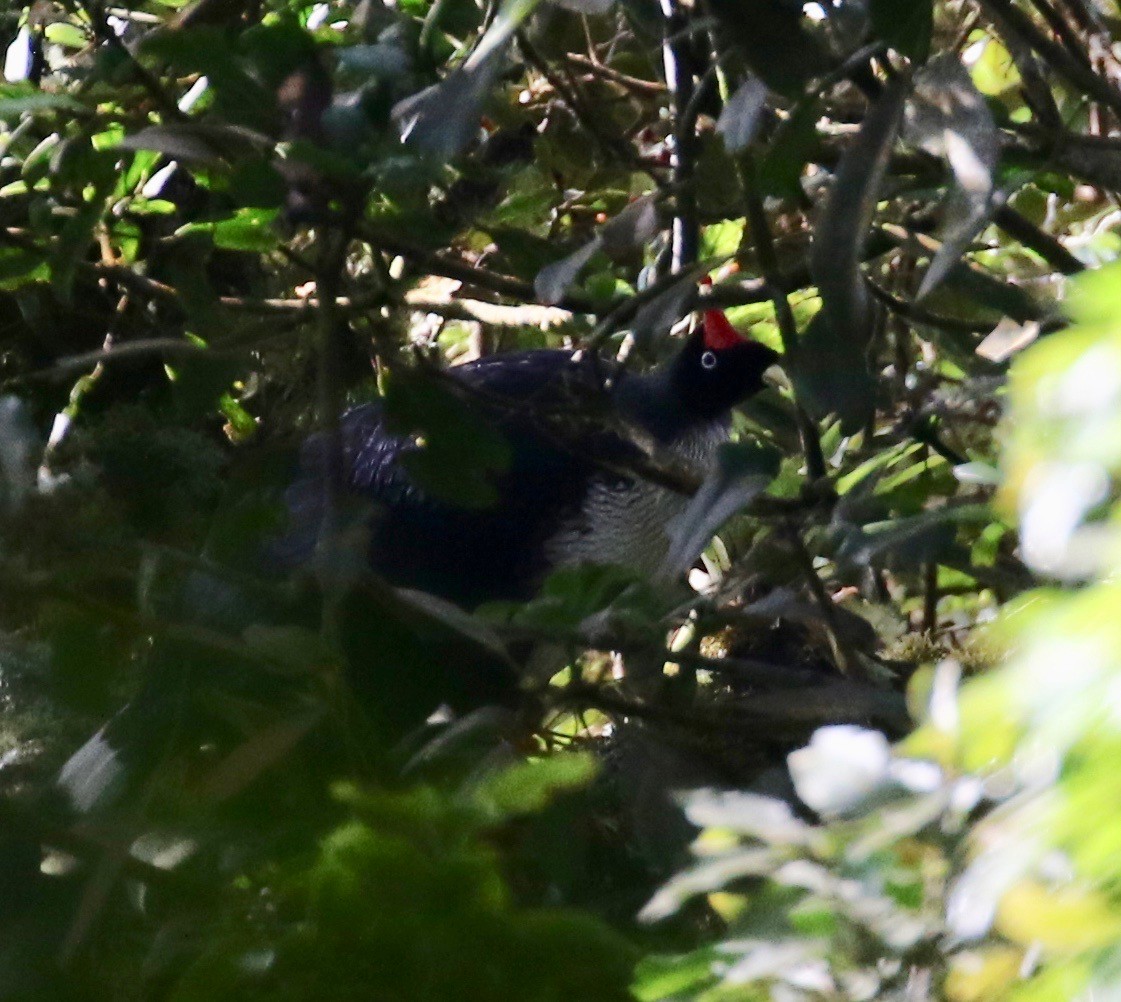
(701, 350, 718, 370)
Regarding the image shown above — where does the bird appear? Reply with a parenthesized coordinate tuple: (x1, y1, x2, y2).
(277, 307, 781, 608)
(56, 305, 780, 813)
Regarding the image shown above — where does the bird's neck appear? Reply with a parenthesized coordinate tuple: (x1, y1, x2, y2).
(614, 367, 730, 445)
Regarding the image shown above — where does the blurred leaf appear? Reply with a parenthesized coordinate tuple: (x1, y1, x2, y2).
(661, 442, 780, 578)
(601, 196, 660, 256)
(998, 881, 1121, 952)
(474, 752, 599, 817)
(0, 248, 49, 290)
(335, 42, 412, 78)
(241, 624, 331, 673)
(381, 369, 512, 508)
(141, 27, 275, 130)
(630, 273, 697, 344)
(700, 219, 744, 259)
(976, 317, 1041, 362)
(787, 310, 876, 433)
(534, 236, 603, 304)
(394, 54, 503, 161)
(0, 397, 36, 514)
(2, 26, 36, 84)
(812, 79, 906, 352)
(906, 57, 1000, 299)
(469, 0, 540, 69)
(682, 789, 818, 844)
(178, 208, 281, 251)
(195, 712, 322, 802)
(168, 350, 246, 421)
(837, 504, 990, 568)
(706, 0, 832, 96)
(491, 563, 663, 636)
(716, 75, 770, 154)
(550, 0, 615, 12)
(49, 197, 103, 302)
(118, 123, 270, 164)
(632, 950, 719, 1001)
(787, 725, 892, 818)
(395, 587, 512, 661)
(43, 602, 124, 713)
(0, 81, 82, 117)
(943, 257, 1044, 323)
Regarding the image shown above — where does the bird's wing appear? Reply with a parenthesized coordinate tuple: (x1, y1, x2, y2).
(274, 352, 636, 604)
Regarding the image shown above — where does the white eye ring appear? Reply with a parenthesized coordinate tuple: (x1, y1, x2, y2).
(701, 350, 718, 370)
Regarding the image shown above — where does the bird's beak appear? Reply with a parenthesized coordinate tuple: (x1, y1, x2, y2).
(762, 362, 788, 392)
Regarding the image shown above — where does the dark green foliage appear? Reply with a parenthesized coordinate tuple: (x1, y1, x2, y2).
(0, 0, 1117, 998)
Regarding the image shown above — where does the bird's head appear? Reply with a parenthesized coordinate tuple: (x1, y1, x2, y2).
(668, 308, 782, 422)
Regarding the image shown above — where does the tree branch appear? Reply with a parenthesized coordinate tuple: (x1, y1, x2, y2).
(659, 0, 700, 271)
(979, 0, 1121, 117)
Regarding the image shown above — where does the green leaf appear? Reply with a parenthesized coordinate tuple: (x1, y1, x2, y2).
(632, 950, 720, 1001)
(381, 369, 512, 509)
(50, 197, 104, 301)
(837, 504, 991, 568)
(141, 26, 275, 130)
(0, 248, 49, 290)
(177, 208, 281, 251)
(758, 98, 821, 201)
(0, 82, 83, 118)
(168, 349, 246, 419)
(473, 752, 599, 818)
(787, 310, 876, 434)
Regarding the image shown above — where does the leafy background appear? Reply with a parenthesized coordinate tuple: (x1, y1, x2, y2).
(1, 0, 1120, 998)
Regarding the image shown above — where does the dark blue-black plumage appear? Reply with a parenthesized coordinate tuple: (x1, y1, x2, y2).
(277, 320, 779, 606)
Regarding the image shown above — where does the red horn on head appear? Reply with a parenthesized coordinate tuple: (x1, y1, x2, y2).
(699, 276, 748, 350)
(702, 308, 747, 350)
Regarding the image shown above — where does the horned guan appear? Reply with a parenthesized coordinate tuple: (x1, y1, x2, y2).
(58, 307, 779, 812)
(278, 307, 780, 606)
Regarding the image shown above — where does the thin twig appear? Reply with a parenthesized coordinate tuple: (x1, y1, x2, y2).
(993, 203, 1085, 273)
(1025, 0, 1094, 70)
(783, 521, 860, 679)
(739, 152, 827, 481)
(922, 561, 939, 633)
(867, 280, 995, 336)
(563, 52, 666, 96)
(517, 32, 636, 167)
(81, 0, 186, 122)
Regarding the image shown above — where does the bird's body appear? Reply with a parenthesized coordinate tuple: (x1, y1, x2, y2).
(279, 317, 779, 607)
